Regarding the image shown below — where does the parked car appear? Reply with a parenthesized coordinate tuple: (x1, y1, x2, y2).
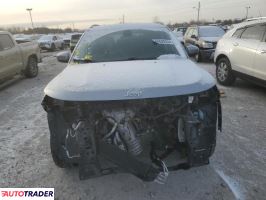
(70, 33, 82, 52)
(15, 34, 42, 43)
(62, 34, 72, 48)
(172, 27, 187, 42)
(42, 23, 221, 182)
(214, 19, 266, 87)
(0, 31, 41, 81)
(15, 35, 33, 43)
(38, 35, 64, 51)
(172, 30, 184, 42)
(174, 27, 187, 35)
(184, 25, 225, 62)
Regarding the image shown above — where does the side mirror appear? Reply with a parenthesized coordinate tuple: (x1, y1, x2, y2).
(191, 34, 197, 39)
(185, 44, 199, 57)
(57, 51, 70, 63)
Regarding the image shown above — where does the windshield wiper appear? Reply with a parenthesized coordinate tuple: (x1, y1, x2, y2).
(124, 57, 156, 61)
(73, 58, 94, 63)
(156, 54, 180, 60)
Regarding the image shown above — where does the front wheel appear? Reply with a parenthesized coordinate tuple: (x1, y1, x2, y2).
(216, 57, 236, 86)
(24, 57, 38, 78)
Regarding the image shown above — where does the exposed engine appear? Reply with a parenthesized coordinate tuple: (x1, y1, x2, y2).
(42, 86, 221, 183)
(101, 109, 142, 155)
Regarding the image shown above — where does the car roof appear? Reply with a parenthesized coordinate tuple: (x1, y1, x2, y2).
(87, 23, 168, 32)
(224, 18, 266, 38)
(0, 31, 10, 35)
(231, 18, 266, 29)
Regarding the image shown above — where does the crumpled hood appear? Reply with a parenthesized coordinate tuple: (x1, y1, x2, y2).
(200, 37, 221, 42)
(44, 59, 215, 101)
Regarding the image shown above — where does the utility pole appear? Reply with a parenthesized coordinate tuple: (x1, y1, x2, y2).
(258, 9, 262, 17)
(26, 8, 34, 29)
(72, 23, 75, 31)
(193, 2, 201, 25)
(245, 6, 251, 19)
(122, 14, 125, 24)
(197, 2, 200, 25)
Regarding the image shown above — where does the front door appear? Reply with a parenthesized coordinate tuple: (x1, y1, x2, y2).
(0, 34, 21, 80)
(253, 24, 266, 80)
(230, 24, 265, 77)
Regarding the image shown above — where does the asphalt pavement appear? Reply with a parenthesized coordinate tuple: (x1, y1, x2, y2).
(0, 51, 265, 200)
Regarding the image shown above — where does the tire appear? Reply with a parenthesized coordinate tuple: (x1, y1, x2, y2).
(48, 110, 77, 168)
(216, 57, 236, 86)
(24, 56, 38, 78)
(185, 103, 217, 167)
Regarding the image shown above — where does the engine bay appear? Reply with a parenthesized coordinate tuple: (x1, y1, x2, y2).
(42, 86, 221, 183)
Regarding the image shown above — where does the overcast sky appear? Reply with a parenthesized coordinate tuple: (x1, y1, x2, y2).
(0, 0, 265, 28)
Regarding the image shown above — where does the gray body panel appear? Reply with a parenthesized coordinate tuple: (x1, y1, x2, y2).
(44, 58, 215, 101)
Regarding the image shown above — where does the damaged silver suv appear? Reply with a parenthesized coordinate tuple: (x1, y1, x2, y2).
(42, 23, 221, 183)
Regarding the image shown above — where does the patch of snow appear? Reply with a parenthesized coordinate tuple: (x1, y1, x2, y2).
(215, 169, 246, 200)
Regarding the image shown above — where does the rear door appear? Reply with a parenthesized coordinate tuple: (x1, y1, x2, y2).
(253, 24, 266, 80)
(0, 34, 21, 80)
(230, 24, 265, 77)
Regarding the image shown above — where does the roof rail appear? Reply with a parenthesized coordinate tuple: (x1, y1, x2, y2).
(245, 17, 266, 22)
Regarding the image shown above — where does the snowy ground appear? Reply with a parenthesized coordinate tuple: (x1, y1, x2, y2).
(0, 52, 265, 200)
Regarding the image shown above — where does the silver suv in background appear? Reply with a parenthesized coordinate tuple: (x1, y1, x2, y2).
(214, 19, 266, 87)
(38, 35, 65, 51)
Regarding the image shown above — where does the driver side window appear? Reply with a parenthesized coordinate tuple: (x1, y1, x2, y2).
(0, 34, 15, 51)
(240, 25, 265, 41)
(191, 29, 198, 37)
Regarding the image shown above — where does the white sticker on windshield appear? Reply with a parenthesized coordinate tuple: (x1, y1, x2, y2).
(152, 39, 174, 45)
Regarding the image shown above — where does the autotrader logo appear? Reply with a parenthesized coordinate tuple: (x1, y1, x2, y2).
(0, 188, 54, 199)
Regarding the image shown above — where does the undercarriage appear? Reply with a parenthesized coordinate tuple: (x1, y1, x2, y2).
(42, 86, 221, 183)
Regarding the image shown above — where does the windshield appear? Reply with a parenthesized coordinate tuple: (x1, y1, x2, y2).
(71, 29, 179, 63)
(199, 26, 225, 37)
(39, 35, 53, 40)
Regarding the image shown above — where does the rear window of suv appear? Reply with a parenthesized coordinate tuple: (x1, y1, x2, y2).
(232, 28, 245, 38)
(240, 25, 266, 40)
(199, 26, 225, 37)
(0, 34, 15, 51)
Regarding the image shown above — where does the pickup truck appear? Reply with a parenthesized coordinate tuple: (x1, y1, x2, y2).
(0, 31, 41, 82)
